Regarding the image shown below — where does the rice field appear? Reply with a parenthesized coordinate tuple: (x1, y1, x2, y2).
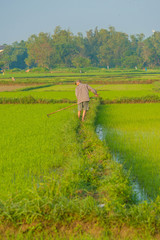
(1, 81, 160, 201)
(0, 104, 78, 200)
(1, 83, 160, 103)
(96, 103, 160, 199)
(0, 99, 138, 239)
(1, 68, 160, 84)
(27, 83, 153, 92)
(1, 70, 160, 238)
(0, 90, 76, 101)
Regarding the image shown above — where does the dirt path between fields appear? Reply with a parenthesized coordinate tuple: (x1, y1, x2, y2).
(0, 84, 43, 92)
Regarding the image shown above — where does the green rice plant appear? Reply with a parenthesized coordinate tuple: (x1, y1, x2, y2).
(0, 96, 75, 104)
(2, 83, 160, 105)
(23, 83, 153, 92)
(1, 100, 160, 238)
(96, 103, 160, 199)
(101, 95, 160, 104)
(0, 91, 76, 101)
(0, 102, 108, 224)
(1, 68, 160, 84)
(153, 80, 160, 92)
(0, 100, 134, 229)
(0, 104, 78, 200)
(100, 90, 160, 101)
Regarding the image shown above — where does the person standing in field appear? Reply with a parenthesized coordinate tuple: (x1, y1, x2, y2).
(75, 80, 98, 121)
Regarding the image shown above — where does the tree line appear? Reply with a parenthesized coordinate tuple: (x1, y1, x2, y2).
(0, 26, 160, 70)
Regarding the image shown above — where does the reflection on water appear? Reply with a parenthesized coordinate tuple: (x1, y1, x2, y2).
(96, 124, 149, 203)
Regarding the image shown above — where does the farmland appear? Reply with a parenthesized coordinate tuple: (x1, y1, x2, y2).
(1, 69, 160, 239)
(0, 104, 78, 200)
(1, 68, 160, 84)
(1, 82, 160, 104)
(96, 103, 160, 199)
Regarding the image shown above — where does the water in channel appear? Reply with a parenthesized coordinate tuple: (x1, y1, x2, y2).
(96, 124, 149, 203)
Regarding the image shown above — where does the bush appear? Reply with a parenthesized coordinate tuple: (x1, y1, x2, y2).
(5, 68, 22, 73)
(29, 67, 49, 73)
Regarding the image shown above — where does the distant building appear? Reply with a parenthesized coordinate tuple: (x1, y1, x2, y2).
(0, 45, 5, 53)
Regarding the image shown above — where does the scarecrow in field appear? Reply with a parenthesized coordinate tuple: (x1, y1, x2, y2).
(75, 80, 98, 121)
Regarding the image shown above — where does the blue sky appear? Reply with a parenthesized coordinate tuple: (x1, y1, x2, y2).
(1, 0, 160, 45)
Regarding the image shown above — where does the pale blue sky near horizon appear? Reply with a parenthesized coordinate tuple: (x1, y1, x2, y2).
(0, 0, 160, 45)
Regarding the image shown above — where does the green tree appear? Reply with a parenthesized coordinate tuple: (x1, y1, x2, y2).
(150, 32, 160, 66)
(0, 42, 27, 70)
(72, 56, 91, 68)
(0, 45, 15, 69)
(98, 27, 131, 67)
(1, 26, 160, 70)
(122, 55, 141, 68)
(84, 27, 101, 66)
(74, 32, 86, 58)
(9, 41, 28, 69)
(25, 33, 52, 68)
(51, 26, 78, 67)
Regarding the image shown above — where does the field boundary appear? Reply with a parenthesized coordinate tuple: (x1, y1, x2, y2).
(100, 95, 160, 104)
(0, 96, 75, 104)
(1, 95, 160, 104)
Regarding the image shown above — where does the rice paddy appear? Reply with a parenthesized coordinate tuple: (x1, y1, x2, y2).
(96, 103, 160, 199)
(1, 69, 160, 239)
(1, 68, 160, 84)
(1, 82, 160, 104)
(0, 104, 77, 200)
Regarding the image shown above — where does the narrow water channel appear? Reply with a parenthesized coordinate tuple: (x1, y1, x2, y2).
(96, 124, 149, 203)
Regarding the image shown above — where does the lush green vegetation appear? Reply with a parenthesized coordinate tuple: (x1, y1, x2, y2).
(0, 101, 129, 238)
(1, 81, 160, 105)
(0, 92, 76, 103)
(96, 103, 160, 199)
(1, 68, 160, 84)
(1, 70, 160, 238)
(0, 27, 160, 70)
(0, 104, 77, 200)
(27, 83, 154, 92)
(1, 100, 160, 239)
(1, 99, 160, 238)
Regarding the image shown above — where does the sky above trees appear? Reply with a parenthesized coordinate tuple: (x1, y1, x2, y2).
(1, 0, 160, 45)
